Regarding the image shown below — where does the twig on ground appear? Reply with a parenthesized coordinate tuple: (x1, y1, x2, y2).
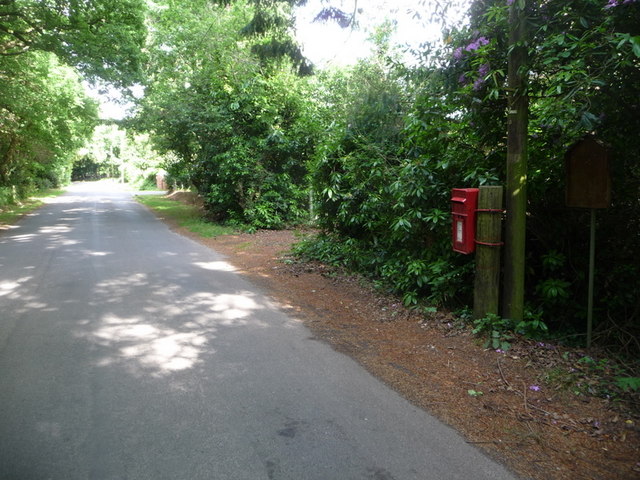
(497, 357, 512, 390)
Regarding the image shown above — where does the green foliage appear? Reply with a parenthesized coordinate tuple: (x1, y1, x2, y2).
(438, 0, 640, 347)
(515, 309, 549, 338)
(133, 174, 161, 191)
(135, 195, 240, 237)
(2, 0, 638, 358)
(554, 354, 640, 400)
(472, 313, 514, 351)
(72, 125, 167, 185)
(470, 309, 549, 351)
(0, 0, 146, 198)
(0, 51, 99, 198)
(0, 0, 147, 200)
(137, 0, 316, 229)
(298, 0, 639, 352)
(614, 376, 640, 393)
(0, 187, 16, 207)
(129, 0, 640, 355)
(0, 188, 65, 224)
(305, 43, 496, 309)
(0, 0, 147, 86)
(537, 278, 571, 300)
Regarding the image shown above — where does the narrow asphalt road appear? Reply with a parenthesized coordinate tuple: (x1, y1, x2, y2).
(0, 182, 518, 480)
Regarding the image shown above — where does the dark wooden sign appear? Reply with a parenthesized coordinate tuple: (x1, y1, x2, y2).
(565, 136, 611, 209)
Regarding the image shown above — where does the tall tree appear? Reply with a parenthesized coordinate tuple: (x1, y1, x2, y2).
(137, 0, 317, 227)
(503, 0, 529, 322)
(0, 51, 98, 194)
(0, 0, 147, 198)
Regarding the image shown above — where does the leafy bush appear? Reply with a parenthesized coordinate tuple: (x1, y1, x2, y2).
(134, 0, 639, 355)
(133, 173, 160, 191)
(136, 1, 317, 229)
(297, 0, 640, 356)
(438, 0, 640, 350)
(0, 187, 16, 207)
(472, 313, 515, 351)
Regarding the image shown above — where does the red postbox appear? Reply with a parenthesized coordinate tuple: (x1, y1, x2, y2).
(451, 188, 479, 254)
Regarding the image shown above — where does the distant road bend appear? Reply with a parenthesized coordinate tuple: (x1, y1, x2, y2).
(0, 182, 518, 479)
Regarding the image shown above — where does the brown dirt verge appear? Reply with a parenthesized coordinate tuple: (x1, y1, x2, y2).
(146, 195, 639, 480)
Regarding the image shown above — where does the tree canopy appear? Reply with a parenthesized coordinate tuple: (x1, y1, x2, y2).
(0, 0, 148, 201)
(135, 0, 318, 227)
(0, 51, 98, 198)
(0, 0, 147, 85)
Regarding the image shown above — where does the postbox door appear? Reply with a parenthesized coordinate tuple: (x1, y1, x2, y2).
(451, 188, 479, 254)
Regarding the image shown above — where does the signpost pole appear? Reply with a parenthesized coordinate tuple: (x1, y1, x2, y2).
(587, 208, 596, 348)
(565, 136, 610, 349)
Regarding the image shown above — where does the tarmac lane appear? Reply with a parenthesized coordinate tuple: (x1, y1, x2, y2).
(0, 181, 519, 480)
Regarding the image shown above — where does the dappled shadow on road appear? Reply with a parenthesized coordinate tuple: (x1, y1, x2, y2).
(83, 278, 268, 378)
(0, 181, 278, 380)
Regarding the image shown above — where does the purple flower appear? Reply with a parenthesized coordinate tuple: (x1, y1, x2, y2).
(495, 348, 505, 354)
(478, 63, 490, 77)
(465, 37, 490, 53)
(453, 47, 463, 60)
(473, 77, 485, 91)
(458, 73, 467, 84)
(529, 385, 541, 392)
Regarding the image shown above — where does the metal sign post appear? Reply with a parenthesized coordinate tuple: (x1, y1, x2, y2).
(587, 208, 596, 348)
(565, 136, 611, 348)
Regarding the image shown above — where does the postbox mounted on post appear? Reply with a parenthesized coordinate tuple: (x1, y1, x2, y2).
(451, 188, 479, 254)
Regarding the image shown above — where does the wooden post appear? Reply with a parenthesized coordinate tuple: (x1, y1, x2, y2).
(503, 0, 529, 322)
(474, 186, 503, 319)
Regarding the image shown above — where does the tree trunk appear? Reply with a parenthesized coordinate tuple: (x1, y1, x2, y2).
(503, 0, 529, 322)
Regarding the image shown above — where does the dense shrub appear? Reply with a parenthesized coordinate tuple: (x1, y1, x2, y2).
(136, 0, 639, 353)
(0, 52, 98, 198)
(139, 1, 317, 228)
(301, 0, 640, 352)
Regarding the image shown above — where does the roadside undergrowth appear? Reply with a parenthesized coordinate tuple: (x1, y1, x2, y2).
(135, 192, 240, 238)
(0, 188, 65, 228)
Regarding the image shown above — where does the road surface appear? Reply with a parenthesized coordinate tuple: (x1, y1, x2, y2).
(0, 182, 518, 479)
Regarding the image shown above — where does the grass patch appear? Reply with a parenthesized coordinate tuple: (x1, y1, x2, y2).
(0, 189, 65, 227)
(135, 194, 238, 238)
(234, 241, 254, 250)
